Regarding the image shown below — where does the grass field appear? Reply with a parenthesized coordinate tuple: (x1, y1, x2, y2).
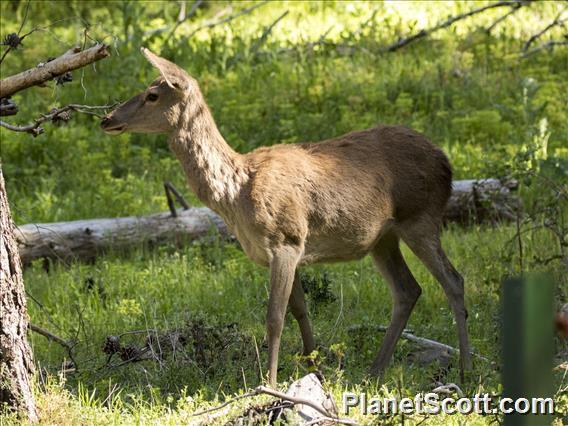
(1, 1, 567, 424)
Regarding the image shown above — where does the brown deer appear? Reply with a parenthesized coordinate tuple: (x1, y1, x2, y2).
(101, 48, 472, 387)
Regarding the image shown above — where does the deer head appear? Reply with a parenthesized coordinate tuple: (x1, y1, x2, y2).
(101, 48, 195, 135)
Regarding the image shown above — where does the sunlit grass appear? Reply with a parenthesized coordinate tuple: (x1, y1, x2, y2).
(16, 223, 567, 425)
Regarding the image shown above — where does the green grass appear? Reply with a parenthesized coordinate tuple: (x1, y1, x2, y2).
(8, 224, 565, 424)
(1, 0, 567, 424)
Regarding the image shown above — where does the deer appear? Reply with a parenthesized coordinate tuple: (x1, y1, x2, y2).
(101, 48, 472, 387)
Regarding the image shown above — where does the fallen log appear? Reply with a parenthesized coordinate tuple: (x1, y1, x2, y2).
(15, 179, 519, 265)
(15, 207, 230, 266)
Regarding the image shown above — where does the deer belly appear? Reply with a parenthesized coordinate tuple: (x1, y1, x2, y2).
(302, 220, 393, 265)
(302, 235, 375, 264)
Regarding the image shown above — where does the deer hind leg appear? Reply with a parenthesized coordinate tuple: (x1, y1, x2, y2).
(398, 218, 472, 383)
(369, 232, 422, 376)
(266, 245, 302, 388)
(288, 271, 316, 356)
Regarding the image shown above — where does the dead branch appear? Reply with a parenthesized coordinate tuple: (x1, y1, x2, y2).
(186, 1, 269, 39)
(164, 183, 178, 217)
(28, 323, 71, 349)
(164, 181, 190, 210)
(383, 0, 524, 53)
(485, 2, 523, 33)
(349, 324, 493, 364)
(250, 10, 289, 55)
(0, 44, 110, 98)
(164, 0, 204, 43)
(28, 323, 78, 370)
(0, 103, 116, 137)
(522, 8, 567, 52)
(189, 384, 357, 425)
(522, 39, 568, 58)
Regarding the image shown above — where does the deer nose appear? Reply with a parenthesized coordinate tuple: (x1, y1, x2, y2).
(100, 115, 111, 127)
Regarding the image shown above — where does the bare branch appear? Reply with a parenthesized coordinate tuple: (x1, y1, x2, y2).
(250, 10, 289, 55)
(0, 44, 110, 98)
(383, 0, 524, 53)
(186, 1, 269, 39)
(522, 8, 567, 52)
(349, 324, 494, 364)
(164, 0, 204, 43)
(164, 181, 190, 210)
(28, 323, 71, 350)
(0, 103, 117, 137)
(485, 3, 523, 33)
(522, 39, 568, 58)
(189, 385, 357, 425)
(28, 323, 78, 370)
(0, 0, 31, 64)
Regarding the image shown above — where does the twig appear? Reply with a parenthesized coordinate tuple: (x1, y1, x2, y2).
(164, 0, 204, 43)
(164, 181, 190, 210)
(29, 323, 71, 349)
(29, 323, 78, 370)
(186, 0, 269, 39)
(189, 385, 357, 425)
(250, 10, 289, 55)
(0, 44, 110, 98)
(164, 182, 178, 217)
(383, 0, 524, 52)
(0, 0, 30, 64)
(349, 324, 493, 364)
(0, 103, 116, 136)
(522, 40, 568, 58)
(522, 7, 567, 52)
(255, 386, 357, 425)
(485, 3, 523, 33)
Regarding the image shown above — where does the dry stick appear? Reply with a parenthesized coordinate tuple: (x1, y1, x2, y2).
(522, 8, 568, 52)
(189, 386, 357, 425)
(350, 325, 493, 364)
(164, 181, 190, 209)
(0, 0, 31, 64)
(164, 0, 204, 43)
(185, 0, 269, 39)
(250, 10, 289, 55)
(29, 323, 71, 349)
(522, 39, 568, 58)
(0, 44, 110, 98)
(485, 3, 523, 33)
(0, 103, 116, 136)
(28, 323, 79, 369)
(383, 0, 523, 52)
(164, 182, 178, 217)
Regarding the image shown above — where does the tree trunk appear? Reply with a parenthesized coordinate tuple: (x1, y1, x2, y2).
(0, 166, 37, 421)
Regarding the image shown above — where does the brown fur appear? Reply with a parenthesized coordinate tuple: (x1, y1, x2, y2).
(101, 48, 471, 387)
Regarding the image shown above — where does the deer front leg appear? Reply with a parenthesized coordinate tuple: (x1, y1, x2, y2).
(266, 245, 302, 388)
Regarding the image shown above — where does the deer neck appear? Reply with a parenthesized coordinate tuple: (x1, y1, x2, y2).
(168, 91, 247, 213)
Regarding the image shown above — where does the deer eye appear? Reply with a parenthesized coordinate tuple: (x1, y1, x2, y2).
(146, 93, 159, 102)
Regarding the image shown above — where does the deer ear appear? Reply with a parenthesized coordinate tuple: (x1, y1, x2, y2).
(141, 47, 189, 91)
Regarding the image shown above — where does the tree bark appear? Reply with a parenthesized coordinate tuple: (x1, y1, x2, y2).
(0, 166, 37, 421)
(14, 179, 519, 266)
